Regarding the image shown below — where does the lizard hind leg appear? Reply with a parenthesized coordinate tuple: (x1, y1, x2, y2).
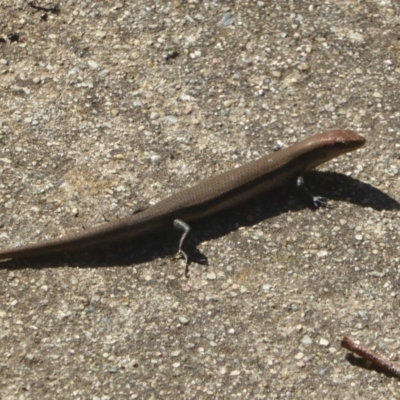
(172, 219, 192, 276)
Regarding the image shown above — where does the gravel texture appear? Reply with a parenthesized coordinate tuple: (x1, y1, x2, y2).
(1, 0, 400, 399)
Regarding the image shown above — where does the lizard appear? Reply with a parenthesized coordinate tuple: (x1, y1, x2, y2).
(0, 130, 366, 274)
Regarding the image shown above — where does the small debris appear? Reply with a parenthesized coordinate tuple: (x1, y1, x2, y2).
(7, 33, 19, 42)
(219, 12, 235, 27)
(28, 1, 59, 13)
(164, 50, 179, 61)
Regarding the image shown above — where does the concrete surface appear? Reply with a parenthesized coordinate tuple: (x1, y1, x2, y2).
(1, 1, 400, 399)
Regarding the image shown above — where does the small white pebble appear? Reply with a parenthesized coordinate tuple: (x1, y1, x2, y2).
(319, 338, 329, 347)
(206, 272, 216, 280)
(178, 316, 189, 325)
(301, 335, 312, 345)
(294, 352, 304, 360)
(88, 60, 99, 69)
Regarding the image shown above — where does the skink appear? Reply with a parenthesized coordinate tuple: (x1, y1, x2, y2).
(0, 130, 365, 271)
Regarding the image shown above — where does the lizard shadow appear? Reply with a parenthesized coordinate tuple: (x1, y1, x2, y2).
(184, 170, 399, 267)
(1, 170, 398, 272)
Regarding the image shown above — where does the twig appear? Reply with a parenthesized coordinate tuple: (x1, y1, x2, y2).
(27, 1, 59, 13)
(341, 336, 400, 378)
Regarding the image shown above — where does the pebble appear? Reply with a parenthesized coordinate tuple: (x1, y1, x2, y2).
(294, 352, 304, 360)
(319, 338, 329, 347)
(178, 316, 190, 325)
(298, 62, 310, 71)
(95, 31, 107, 39)
(165, 115, 177, 124)
(301, 335, 312, 345)
(206, 272, 217, 280)
(270, 70, 282, 78)
(88, 60, 99, 69)
(219, 12, 235, 27)
(262, 284, 272, 292)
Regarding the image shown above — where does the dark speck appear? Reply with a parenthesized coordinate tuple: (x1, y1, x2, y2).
(8, 33, 19, 42)
(165, 50, 179, 61)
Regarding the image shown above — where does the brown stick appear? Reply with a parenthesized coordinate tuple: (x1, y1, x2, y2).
(341, 336, 400, 378)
